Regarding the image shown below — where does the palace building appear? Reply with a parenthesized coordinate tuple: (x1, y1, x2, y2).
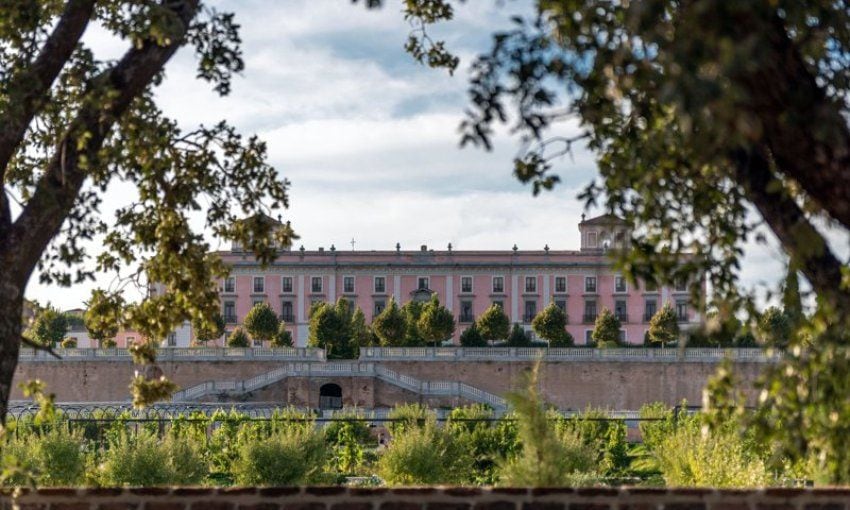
(212, 214, 703, 347)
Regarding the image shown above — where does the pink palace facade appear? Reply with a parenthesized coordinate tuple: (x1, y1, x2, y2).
(213, 214, 703, 347)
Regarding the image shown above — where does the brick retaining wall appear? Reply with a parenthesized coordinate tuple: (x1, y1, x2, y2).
(3, 487, 849, 510)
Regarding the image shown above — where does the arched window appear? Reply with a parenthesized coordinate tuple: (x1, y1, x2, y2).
(319, 383, 343, 409)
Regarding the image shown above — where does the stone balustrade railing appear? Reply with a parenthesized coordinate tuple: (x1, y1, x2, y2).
(18, 346, 326, 362)
(359, 346, 777, 362)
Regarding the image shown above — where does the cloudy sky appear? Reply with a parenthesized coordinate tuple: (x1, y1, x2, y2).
(23, 0, 795, 309)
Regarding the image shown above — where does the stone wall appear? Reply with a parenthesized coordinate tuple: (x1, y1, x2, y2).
(11, 359, 763, 409)
(3, 486, 848, 510)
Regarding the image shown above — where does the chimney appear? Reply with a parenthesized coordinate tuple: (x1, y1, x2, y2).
(318, 247, 324, 252)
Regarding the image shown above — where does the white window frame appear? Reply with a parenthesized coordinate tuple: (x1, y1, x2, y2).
(554, 275, 567, 294)
(461, 276, 473, 294)
(585, 276, 597, 293)
(524, 276, 537, 293)
(492, 275, 505, 293)
(224, 277, 235, 293)
(281, 276, 293, 293)
(253, 276, 265, 294)
(614, 275, 627, 293)
(374, 276, 386, 294)
(343, 275, 356, 294)
(587, 231, 598, 248)
(418, 276, 430, 290)
(311, 276, 323, 293)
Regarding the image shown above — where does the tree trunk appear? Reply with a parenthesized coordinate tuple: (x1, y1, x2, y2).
(0, 272, 23, 424)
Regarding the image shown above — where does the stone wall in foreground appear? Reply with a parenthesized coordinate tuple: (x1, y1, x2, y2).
(2, 486, 848, 510)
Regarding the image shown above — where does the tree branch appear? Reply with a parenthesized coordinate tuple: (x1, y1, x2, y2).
(6, 0, 200, 289)
(20, 336, 62, 360)
(733, 147, 850, 318)
(0, 0, 96, 178)
(731, 11, 850, 231)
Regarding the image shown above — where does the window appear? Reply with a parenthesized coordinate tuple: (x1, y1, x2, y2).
(492, 276, 504, 293)
(460, 301, 474, 323)
(167, 333, 177, 347)
(585, 276, 597, 293)
(343, 276, 355, 294)
(618, 330, 626, 343)
(644, 299, 657, 322)
(615, 300, 628, 322)
(373, 299, 386, 317)
(675, 277, 688, 292)
(281, 276, 293, 293)
(524, 300, 537, 322)
(418, 277, 430, 290)
(461, 276, 473, 293)
(587, 231, 598, 248)
(525, 276, 537, 293)
(585, 330, 593, 343)
(492, 300, 504, 309)
(223, 301, 236, 323)
(555, 299, 567, 315)
(252, 298, 264, 306)
(253, 337, 263, 347)
(555, 276, 567, 293)
(615, 276, 627, 293)
(311, 276, 323, 293)
(253, 276, 265, 293)
(583, 300, 597, 323)
(676, 301, 688, 322)
(281, 301, 294, 322)
(374, 276, 386, 293)
(224, 277, 235, 293)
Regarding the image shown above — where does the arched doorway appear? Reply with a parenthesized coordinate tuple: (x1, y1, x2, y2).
(319, 383, 343, 410)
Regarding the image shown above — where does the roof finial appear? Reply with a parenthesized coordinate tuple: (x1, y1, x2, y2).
(396, 242, 401, 253)
(544, 244, 550, 252)
(447, 242, 452, 252)
(330, 244, 336, 252)
(512, 244, 518, 252)
(581, 213, 586, 222)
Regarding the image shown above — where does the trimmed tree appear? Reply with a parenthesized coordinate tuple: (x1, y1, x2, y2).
(243, 303, 280, 344)
(27, 306, 69, 347)
(506, 323, 531, 347)
(350, 307, 373, 348)
(758, 307, 792, 347)
(531, 303, 572, 347)
(227, 328, 250, 348)
(592, 308, 622, 348)
(372, 297, 407, 347)
(417, 295, 455, 346)
(648, 304, 680, 346)
(193, 312, 225, 345)
(476, 304, 510, 343)
(400, 300, 426, 346)
(308, 301, 349, 359)
(459, 323, 486, 347)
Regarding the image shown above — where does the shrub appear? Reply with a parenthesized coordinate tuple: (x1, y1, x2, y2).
(446, 405, 512, 484)
(271, 323, 293, 347)
(648, 304, 680, 345)
(97, 430, 206, 486)
(654, 416, 769, 487)
(372, 297, 407, 346)
(227, 327, 250, 348)
(497, 364, 598, 486)
(231, 427, 329, 485)
(559, 407, 629, 476)
(378, 422, 469, 485)
(324, 414, 372, 475)
(387, 403, 434, 436)
(417, 295, 456, 346)
(60, 337, 77, 348)
(459, 323, 486, 347)
(2, 425, 87, 486)
(506, 323, 531, 347)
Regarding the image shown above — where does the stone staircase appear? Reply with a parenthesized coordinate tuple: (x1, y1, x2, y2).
(171, 361, 507, 410)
